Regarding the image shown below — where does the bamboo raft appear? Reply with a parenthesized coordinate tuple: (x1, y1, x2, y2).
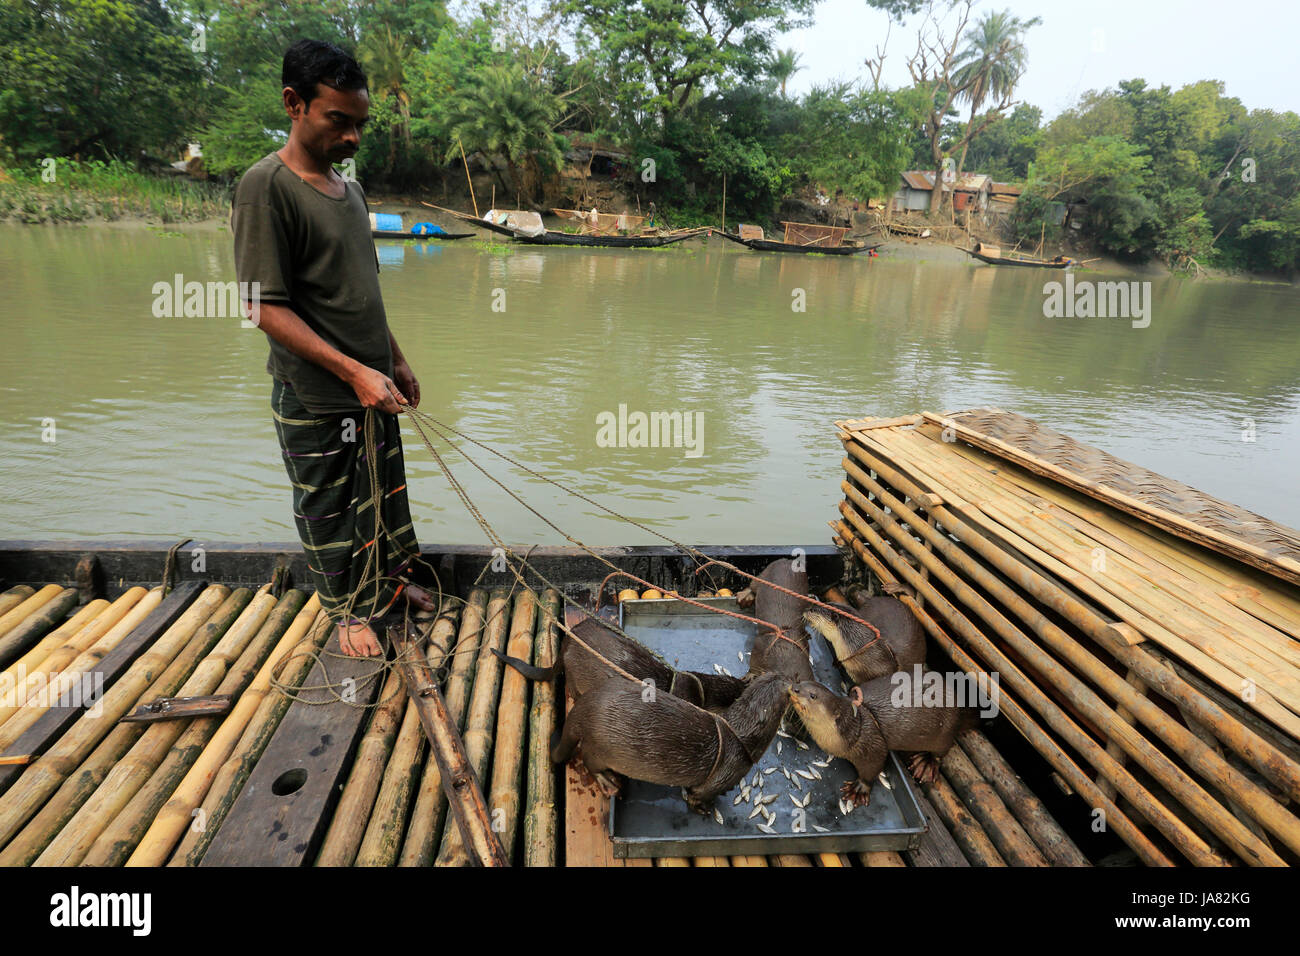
(1, 409, 1296, 866)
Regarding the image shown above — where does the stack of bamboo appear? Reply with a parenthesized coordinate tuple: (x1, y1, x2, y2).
(830, 412, 1300, 867)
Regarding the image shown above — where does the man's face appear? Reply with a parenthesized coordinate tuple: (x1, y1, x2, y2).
(283, 82, 369, 165)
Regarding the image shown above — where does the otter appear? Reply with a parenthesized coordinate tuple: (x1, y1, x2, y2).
(788, 675, 980, 806)
(745, 559, 815, 684)
(493, 612, 745, 711)
(802, 598, 925, 684)
(551, 672, 793, 813)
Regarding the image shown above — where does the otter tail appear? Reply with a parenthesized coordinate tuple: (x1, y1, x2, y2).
(550, 720, 578, 765)
(492, 647, 561, 682)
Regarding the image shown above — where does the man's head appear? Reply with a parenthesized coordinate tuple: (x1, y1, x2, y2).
(281, 39, 369, 165)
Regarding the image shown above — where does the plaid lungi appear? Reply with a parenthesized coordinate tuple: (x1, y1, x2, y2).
(271, 378, 422, 624)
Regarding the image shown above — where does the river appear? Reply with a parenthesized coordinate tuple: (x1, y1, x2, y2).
(1, 222, 1297, 544)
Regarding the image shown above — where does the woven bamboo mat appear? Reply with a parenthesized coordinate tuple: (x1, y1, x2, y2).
(920, 408, 1300, 588)
(835, 414, 1300, 736)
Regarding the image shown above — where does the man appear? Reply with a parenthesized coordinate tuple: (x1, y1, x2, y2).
(233, 39, 433, 657)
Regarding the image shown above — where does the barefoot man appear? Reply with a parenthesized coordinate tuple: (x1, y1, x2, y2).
(233, 39, 433, 656)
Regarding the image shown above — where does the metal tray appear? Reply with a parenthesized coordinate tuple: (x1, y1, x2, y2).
(608, 596, 928, 858)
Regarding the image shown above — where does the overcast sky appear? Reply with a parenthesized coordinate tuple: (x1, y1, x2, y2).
(783, 0, 1300, 118)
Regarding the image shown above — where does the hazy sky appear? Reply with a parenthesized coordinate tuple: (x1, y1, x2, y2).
(784, 0, 1300, 118)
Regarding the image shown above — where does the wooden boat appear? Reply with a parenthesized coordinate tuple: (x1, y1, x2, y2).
(371, 229, 474, 241)
(963, 243, 1074, 268)
(551, 208, 647, 235)
(717, 220, 884, 255)
(511, 227, 708, 249)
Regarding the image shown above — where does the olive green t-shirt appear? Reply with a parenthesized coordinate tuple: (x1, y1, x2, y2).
(232, 152, 393, 414)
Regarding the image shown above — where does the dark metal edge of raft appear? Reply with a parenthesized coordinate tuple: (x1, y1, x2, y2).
(0, 542, 848, 599)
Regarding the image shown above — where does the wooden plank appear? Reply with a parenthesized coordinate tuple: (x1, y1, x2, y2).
(0, 580, 205, 796)
(199, 631, 384, 866)
(903, 788, 969, 867)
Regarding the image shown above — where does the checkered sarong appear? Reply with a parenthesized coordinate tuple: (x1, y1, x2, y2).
(271, 379, 422, 624)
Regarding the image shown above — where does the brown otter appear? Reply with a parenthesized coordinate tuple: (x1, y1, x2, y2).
(493, 613, 745, 711)
(745, 559, 814, 684)
(551, 672, 792, 813)
(803, 598, 925, 684)
(788, 675, 980, 806)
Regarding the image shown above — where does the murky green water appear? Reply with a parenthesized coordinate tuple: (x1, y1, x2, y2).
(1, 222, 1297, 545)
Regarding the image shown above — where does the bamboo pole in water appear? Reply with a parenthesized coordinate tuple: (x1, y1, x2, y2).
(316, 667, 408, 866)
(3, 599, 108, 678)
(82, 590, 308, 867)
(398, 596, 480, 866)
(0, 588, 159, 744)
(0, 586, 64, 642)
(487, 590, 537, 863)
(144, 599, 326, 867)
(0, 589, 79, 669)
(522, 589, 560, 867)
(0, 587, 36, 620)
(0, 584, 229, 849)
(435, 588, 512, 866)
(2, 588, 254, 866)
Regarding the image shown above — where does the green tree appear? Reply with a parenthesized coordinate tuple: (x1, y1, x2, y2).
(769, 48, 803, 98)
(950, 8, 1039, 175)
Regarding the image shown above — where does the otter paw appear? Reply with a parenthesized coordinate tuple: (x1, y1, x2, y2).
(908, 752, 941, 784)
(840, 778, 872, 807)
(594, 771, 623, 798)
(881, 581, 908, 597)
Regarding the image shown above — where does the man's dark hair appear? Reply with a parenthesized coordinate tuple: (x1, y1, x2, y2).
(282, 39, 367, 107)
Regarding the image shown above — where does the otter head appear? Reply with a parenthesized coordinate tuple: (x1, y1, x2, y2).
(787, 681, 841, 747)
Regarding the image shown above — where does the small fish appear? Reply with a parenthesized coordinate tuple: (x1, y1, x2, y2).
(748, 803, 765, 820)
(795, 739, 809, 751)
(713, 664, 724, 675)
(840, 681, 849, 694)
(720, 666, 733, 677)
(781, 767, 792, 781)
(741, 786, 751, 801)
(809, 766, 822, 780)
(738, 651, 745, 662)
(796, 769, 815, 780)
(799, 792, 813, 808)
(713, 807, 724, 825)
(788, 793, 803, 808)
(839, 798, 852, 816)
(752, 771, 761, 787)
(764, 767, 777, 775)
(733, 791, 745, 806)
(813, 825, 829, 833)
(759, 793, 778, 806)
(776, 728, 791, 739)
(813, 759, 831, 768)
(877, 772, 893, 791)
(757, 823, 776, 835)
(790, 776, 803, 792)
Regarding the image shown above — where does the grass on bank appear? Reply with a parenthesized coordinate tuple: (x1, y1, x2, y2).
(0, 158, 230, 224)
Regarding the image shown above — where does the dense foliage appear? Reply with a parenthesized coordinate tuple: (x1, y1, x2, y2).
(0, 0, 1296, 273)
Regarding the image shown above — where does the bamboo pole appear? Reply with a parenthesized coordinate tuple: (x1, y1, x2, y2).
(393, 616, 508, 867)
(840, 435, 1300, 856)
(146, 598, 326, 867)
(939, 744, 1047, 866)
(522, 589, 560, 867)
(486, 590, 537, 864)
(0, 587, 159, 744)
(0, 584, 230, 849)
(26, 588, 269, 867)
(397, 603, 470, 867)
(0, 587, 35, 620)
(2, 599, 108, 679)
(860, 851, 907, 866)
(355, 677, 427, 867)
(836, 483, 1250, 866)
(82, 590, 308, 867)
(316, 667, 408, 866)
(831, 517, 1174, 866)
(435, 588, 512, 866)
(0, 585, 64, 642)
(770, 855, 814, 867)
(0, 588, 79, 669)
(730, 855, 768, 866)
(656, 857, 691, 866)
(922, 774, 1007, 866)
(459, 139, 479, 218)
(957, 731, 1089, 866)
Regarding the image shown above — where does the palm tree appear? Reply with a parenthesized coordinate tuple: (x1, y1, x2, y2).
(444, 65, 566, 205)
(358, 25, 415, 172)
(769, 48, 803, 98)
(950, 10, 1039, 175)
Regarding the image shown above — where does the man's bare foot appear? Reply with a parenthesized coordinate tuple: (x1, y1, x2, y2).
(338, 619, 382, 657)
(402, 583, 437, 613)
